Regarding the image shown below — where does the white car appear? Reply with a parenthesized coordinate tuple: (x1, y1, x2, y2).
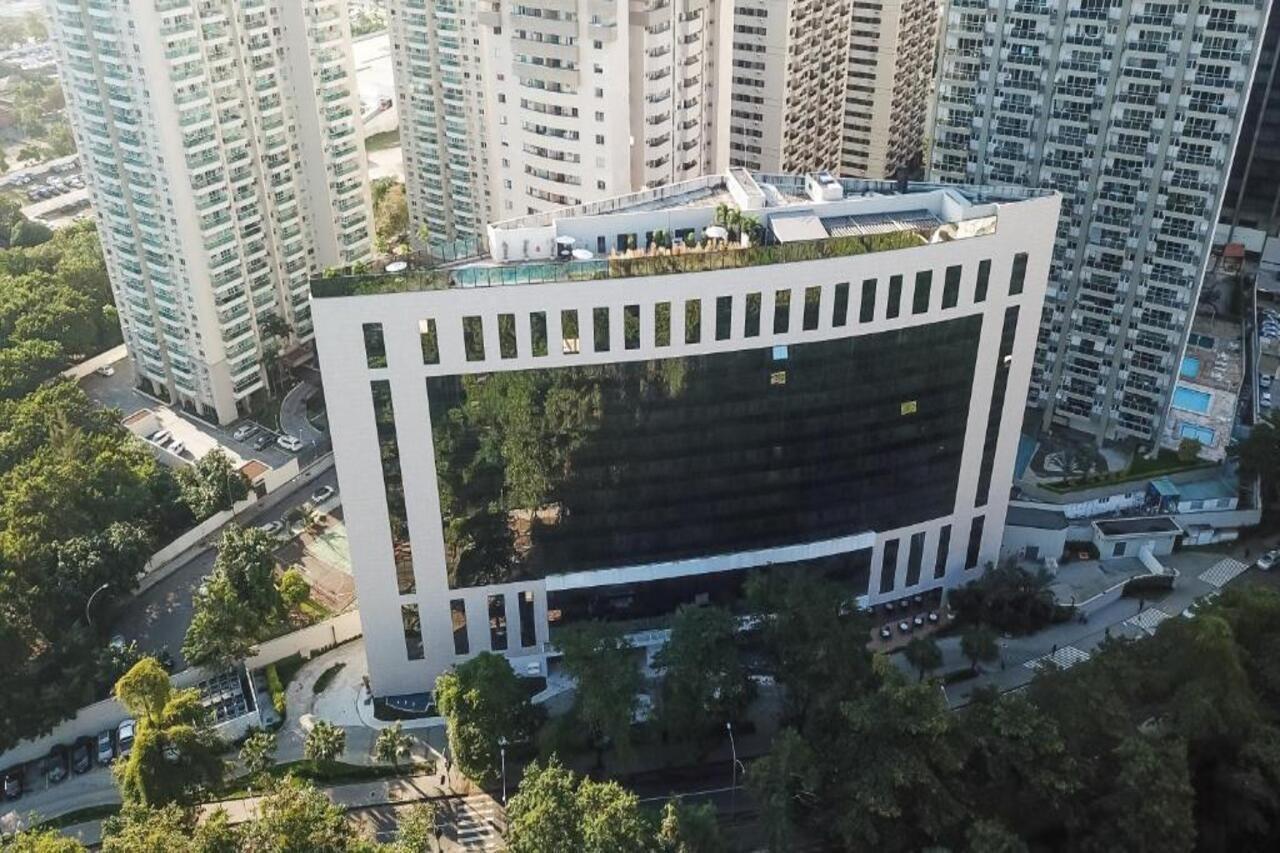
(169, 441, 186, 456)
(94, 365, 115, 377)
(258, 520, 284, 536)
(232, 424, 257, 441)
(310, 485, 335, 504)
(117, 719, 136, 759)
(1262, 374, 1273, 389)
(151, 429, 171, 446)
(1263, 391, 1273, 409)
(1256, 549, 1279, 571)
(277, 435, 304, 452)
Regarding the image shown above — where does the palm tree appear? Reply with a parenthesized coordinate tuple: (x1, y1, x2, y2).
(304, 720, 346, 768)
(904, 636, 944, 682)
(375, 722, 414, 769)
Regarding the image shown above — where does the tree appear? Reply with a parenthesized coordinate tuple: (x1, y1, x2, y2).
(1231, 412, 1280, 501)
(950, 560, 1056, 635)
(374, 182, 409, 252)
(393, 802, 441, 853)
(277, 567, 310, 613)
(961, 625, 1000, 674)
(965, 820, 1030, 853)
(177, 449, 249, 520)
(505, 757, 653, 853)
(375, 721, 413, 768)
(10, 218, 53, 248)
(658, 800, 725, 853)
(101, 802, 236, 852)
(114, 656, 172, 726)
(904, 635, 944, 682)
(557, 622, 643, 762)
(239, 729, 278, 783)
(2, 829, 87, 852)
(237, 776, 368, 853)
(183, 526, 283, 667)
(1081, 736, 1196, 853)
(304, 719, 347, 766)
(434, 652, 538, 787)
(747, 727, 817, 852)
(654, 605, 752, 741)
(1177, 437, 1202, 463)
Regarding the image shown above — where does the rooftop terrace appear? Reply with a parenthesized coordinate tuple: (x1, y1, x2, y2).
(312, 170, 1052, 299)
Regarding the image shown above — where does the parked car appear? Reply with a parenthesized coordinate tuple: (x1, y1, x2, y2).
(897, 621, 911, 635)
(169, 440, 186, 456)
(1262, 373, 1273, 389)
(152, 429, 171, 446)
(258, 520, 284, 536)
(1256, 549, 1279, 571)
(2, 767, 22, 800)
(277, 434, 303, 452)
(253, 433, 273, 450)
(232, 423, 258, 441)
(117, 719, 136, 759)
(94, 365, 115, 377)
(310, 485, 335, 504)
(45, 745, 69, 784)
(912, 614, 925, 628)
(96, 729, 115, 765)
(879, 625, 892, 640)
(72, 737, 94, 774)
(1263, 391, 1273, 409)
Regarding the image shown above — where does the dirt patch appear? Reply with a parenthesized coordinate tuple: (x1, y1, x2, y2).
(275, 513, 355, 613)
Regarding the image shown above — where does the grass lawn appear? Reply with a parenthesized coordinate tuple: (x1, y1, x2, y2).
(365, 129, 400, 152)
(299, 597, 333, 622)
(33, 803, 122, 830)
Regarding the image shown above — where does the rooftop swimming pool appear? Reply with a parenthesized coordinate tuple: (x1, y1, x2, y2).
(1172, 385, 1212, 414)
(1181, 356, 1200, 379)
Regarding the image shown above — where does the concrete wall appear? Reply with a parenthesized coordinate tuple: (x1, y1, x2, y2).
(1000, 524, 1067, 562)
(246, 610, 363, 670)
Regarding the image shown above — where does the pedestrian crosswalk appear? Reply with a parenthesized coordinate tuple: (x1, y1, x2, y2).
(455, 794, 504, 850)
(1198, 557, 1249, 588)
(1024, 645, 1091, 672)
(1123, 607, 1173, 636)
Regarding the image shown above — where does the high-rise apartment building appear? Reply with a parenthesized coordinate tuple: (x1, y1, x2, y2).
(932, 0, 1269, 444)
(1224, 2, 1280, 235)
(391, 0, 941, 252)
(310, 169, 1058, 694)
(46, 0, 374, 423)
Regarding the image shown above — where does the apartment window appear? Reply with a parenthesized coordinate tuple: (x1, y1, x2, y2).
(596, 180, 606, 190)
(716, 296, 732, 340)
(624, 304, 640, 349)
(803, 286, 821, 330)
(401, 604, 424, 660)
(967, 516, 985, 569)
(685, 299, 702, 343)
(373, 381, 414, 594)
(655, 302, 671, 346)
(488, 594, 508, 650)
(887, 275, 902, 318)
(859, 278, 876, 322)
(594, 307, 611, 352)
(906, 531, 925, 587)
(1009, 252, 1028, 295)
(595, 133, 605, 144)
(976, 307, 1019, 506)
(934, 524, 951, 579)
(745, 292, 762, 337)
(519, 590, 537, 647)
(450, 599, 469, 655)
(419, 319, 439, 364)
(879, 538, 899, 594)
(561, 309, 580, 354)
(943, 265, 961, 309)
(975, 259, 991, 302)
(363, 322, 387, 368)
(773, 289, 790, 334)
(498, 313, 518, 359)
(462, 316, 485, 361)
(912, 271, 931, 315)
(832, 283, 849, 327)
(530, 311, 548, 356)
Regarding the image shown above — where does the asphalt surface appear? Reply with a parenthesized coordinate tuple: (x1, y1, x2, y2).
(109, 465, 339, 670)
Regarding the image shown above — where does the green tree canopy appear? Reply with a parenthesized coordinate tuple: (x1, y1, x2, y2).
(654, 604, 752, 741)
(557, 622, 643, 761)
(177, 449, 249, 520)
(434, 651, 538, 786)
(182, 525, 283, 667)
(505, 757, 654, 853)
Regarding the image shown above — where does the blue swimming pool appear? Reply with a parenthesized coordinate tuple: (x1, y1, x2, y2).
(1181, 356, 1200, 379)
(1172, 385, 1212, 414)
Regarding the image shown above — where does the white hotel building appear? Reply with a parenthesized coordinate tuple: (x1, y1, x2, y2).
(46, 0, 374, 423)
(312, 169, 1059, 696)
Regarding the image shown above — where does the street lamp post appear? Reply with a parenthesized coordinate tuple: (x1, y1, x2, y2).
(499, 736, 508, 805)
(726, 722, 745, 817)
(85, 582, 110, 627)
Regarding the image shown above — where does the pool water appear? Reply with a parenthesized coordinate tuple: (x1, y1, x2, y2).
(1172, 385, 1212, 414)
(1180, 356, 1200, 379)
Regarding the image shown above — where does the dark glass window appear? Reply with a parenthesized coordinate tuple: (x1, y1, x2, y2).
(488, 594, 508, 650)
(803, 286, 821, 330)
(462, 316, 485, 361)
(594, 307, 610, 352)
(685, 299, 702, 344)
(373, 380, 414, 593)
(363, 323, 387, 368)
(1010, 252, 1028, 295)
(498, 314, 517, 359)
(859, 278, 876, 322)
(976, 307, 1019, 506)
(561, 309, 580, 354)
(530, 312, 548, 356)
(624, 305, 640, 350)
(912, 271, 932, 314)
(519, 591, 537, 647)
(967, 516, 985, 569)
(934, 524, 951, 579)
(745, 292, 762, 337)
(975, 260, 991, 302)
(943, 265, 961, 309)
(426, 319, 981, 588)
(879, 539, 899, 594)
(716, 296, 732, 340)
(402, 605, 424, 660)
(887, 275, 903, 319)
(655, 302, 671, 347)
(773, 289, 790, 333)
(906, 531, 925, 587)
(419, 319, 439, 365)
(832, 283, 849, 327)
(451, 599, 469, 655)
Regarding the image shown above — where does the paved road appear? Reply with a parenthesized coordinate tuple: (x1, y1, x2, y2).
(110, 466, 339, 670)
(279, 377, 326, 445)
